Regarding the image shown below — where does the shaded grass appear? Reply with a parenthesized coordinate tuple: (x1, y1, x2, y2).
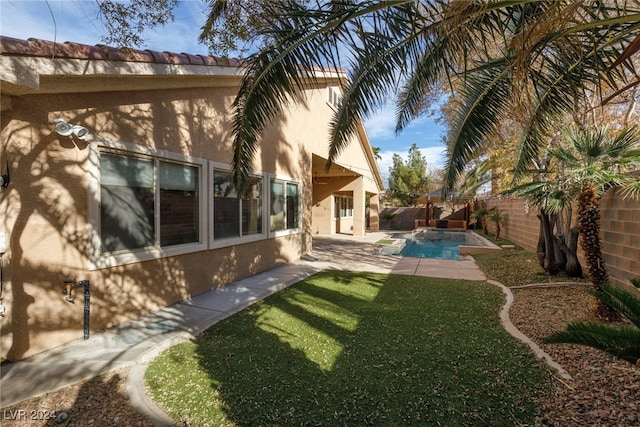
(473, 233, 588, 287)
(146, 271, 550, 426)
(474, 249, 546, 287)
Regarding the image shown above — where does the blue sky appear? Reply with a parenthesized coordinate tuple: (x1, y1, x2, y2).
(0, 0, 448, 181)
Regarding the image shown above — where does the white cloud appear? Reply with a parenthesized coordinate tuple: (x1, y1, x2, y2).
(364, 107, 397, 140)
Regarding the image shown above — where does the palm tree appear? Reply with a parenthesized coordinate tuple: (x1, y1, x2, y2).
(470, 207, 490, 235)
(503, 162, 583, 277)
(552, 126, 640, 317)
(544, 282, 640, 366)
(217, 0, 640, 190)
(487, 207, 507, 240)
(372, 146, 382, 162)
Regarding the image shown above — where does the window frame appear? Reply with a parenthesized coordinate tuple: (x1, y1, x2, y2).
(334, 195, 354, 219)
(326, 85, 342, 111)
(88, 140, 208, 270)
(209, 162, 267, 249)
(268, 173, 302, 238)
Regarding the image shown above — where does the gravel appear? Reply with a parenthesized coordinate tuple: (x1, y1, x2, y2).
(511, 284, 640, 427)
(2, 283, 638, 426)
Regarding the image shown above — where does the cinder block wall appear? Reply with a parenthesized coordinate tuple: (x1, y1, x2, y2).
(485, 189, 640, 288)
(600, 188, 640, 288)
(483, 198, 539, 252)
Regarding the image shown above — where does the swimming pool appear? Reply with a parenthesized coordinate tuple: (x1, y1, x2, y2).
(379, 230, 500, 260)
(401, 238, 461, 259)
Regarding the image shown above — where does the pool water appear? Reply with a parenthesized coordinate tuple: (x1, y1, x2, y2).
(400, 238, 460, 260)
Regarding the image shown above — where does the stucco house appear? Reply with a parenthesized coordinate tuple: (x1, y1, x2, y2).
(0, 36, 384, 361)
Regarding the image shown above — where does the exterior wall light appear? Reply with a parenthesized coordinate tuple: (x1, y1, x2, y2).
(53, 118, 90, 140)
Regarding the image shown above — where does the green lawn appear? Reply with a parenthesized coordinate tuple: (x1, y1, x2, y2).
(146, 271, 550, 426)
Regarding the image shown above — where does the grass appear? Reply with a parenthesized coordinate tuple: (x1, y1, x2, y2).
(375, 239, 396, 245)
(146, 271, 550, 426)
(474, 249, 546, 287)
(472, 231, 588, 287)
(471, 228, 515, 248)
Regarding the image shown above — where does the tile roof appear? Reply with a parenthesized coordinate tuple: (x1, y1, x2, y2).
(0, 36, 244, 67)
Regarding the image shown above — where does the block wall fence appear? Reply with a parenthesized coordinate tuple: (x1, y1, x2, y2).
(484, 188, 640, 289)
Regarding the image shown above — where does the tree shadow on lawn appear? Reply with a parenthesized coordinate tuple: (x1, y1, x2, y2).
(148, 272, 551, 426)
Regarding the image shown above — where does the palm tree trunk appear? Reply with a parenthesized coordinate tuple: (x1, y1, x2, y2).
(537, 216, 546, 270)
(577, 186, 608, 287)
(563, 227, 583, 278)
(539, 210, 559, 275)
(551, 214, 567, 272)
(577, 185, 618, 320)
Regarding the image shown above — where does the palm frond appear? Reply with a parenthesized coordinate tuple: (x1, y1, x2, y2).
(231, 0, 414, 188)
(328, 3, 426, 162)
(596, 283, 640, 328)
(545, 322, 640, 364)
(618, 175, 640, 200)
(443, 63, 513, 191)
(546, 282, 640, 365)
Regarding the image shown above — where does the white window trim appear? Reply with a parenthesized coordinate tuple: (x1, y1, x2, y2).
(87, 139, 208, 270)
(209, 162, 267, 249)
(326, 85, 342, 111)
(333, 195, 354, 219)
(268, 173, 302, 238)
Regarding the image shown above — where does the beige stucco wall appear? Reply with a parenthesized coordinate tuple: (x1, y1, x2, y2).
(0, 77, 362, 360)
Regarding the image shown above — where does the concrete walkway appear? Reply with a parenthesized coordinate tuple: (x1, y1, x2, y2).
(0, 231, 487, 423)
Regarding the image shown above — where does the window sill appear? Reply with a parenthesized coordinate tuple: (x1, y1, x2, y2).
(89, 241, 208, 270)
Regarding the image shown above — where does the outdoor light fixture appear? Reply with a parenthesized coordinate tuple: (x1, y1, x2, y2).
(53, 118, 90, 140)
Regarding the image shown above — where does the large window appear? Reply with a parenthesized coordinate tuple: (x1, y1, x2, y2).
(90, 141, 302, 268)
(270, 178, 300, 232)
(100, 152, 201, 253)
(213, 169, 263, 240)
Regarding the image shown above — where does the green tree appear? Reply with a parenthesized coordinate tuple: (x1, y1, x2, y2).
(504, 169, 582, 277)
(387, 144, 430, 206)
(487, 208, 507, 240)
(470, 207, 490, 235)
(372, 146, 382, 161)
(96, 0, 268, 55)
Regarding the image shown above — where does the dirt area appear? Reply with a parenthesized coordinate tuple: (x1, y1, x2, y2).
(511, 284, 640, 426)
(2, 283, 638, 426)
